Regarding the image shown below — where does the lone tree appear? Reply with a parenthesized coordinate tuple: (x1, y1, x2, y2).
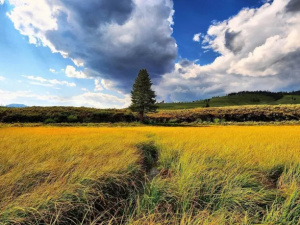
(130, 69, 157, 122)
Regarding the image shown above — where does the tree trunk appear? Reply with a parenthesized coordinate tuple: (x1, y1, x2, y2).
(139, 111, 144, 123)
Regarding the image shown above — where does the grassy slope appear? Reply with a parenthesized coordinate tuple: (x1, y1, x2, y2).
(157, 94, 300, 110)
(2, 126, 300, 224)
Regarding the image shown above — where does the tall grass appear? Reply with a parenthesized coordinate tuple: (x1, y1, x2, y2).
(130, 126, 300, 224)
(0, 127, 148, 224)
(1, 126, 300, 224)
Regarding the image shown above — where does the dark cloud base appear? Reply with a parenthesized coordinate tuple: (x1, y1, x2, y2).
(286, 0, 300, 12)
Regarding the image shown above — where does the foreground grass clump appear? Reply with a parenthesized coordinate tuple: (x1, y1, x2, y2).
(1, 126, 300, 224)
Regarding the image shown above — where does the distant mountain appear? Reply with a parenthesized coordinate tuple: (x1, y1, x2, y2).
(6, 104, 27, 108)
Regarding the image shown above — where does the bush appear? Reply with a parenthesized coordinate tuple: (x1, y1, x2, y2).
(168, 119, 178, 124)
(213, 118, 220, 123)
(44, 118, 56, 124)
(67, 115, 78, 123)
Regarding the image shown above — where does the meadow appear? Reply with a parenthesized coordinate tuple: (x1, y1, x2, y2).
(1, 126, 300, 224)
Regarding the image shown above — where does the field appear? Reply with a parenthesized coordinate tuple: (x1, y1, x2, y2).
(1, 126, 300, 224)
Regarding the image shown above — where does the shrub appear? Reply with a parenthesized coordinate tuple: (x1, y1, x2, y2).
(44, 118, 56, 124)
(213, 118, 220, 123)
(168, 119, 178, 124)
(67, 115, 78, 123)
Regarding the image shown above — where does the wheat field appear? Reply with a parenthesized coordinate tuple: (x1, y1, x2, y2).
(1, 126, 300, 224)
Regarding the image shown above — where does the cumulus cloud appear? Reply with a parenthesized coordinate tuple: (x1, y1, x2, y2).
(0, 0, 4, 5)
(6, 0, 177, 92)
(23, 75, 76, 87)
(155, 60, 286, 102)
(193, 33, 202, 42)
(156, 0, 300, 102)
(65, 65, 89, 79)
(0, 88, 130, 108)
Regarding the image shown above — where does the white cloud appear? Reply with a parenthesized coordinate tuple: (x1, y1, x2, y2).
(6, 0, 58, 46)
(155, 60, 285, 102)
(101, 79, 115, 90)
(156, 0, 300, 102)
(94, 79, 104, 92)
(23, 75, 76, 87)
(65, 65, 89, 79)
(68, 92, 131, 109)
(0, 88, 130, 109)
(0, 0, 4, 5)
(49, 68, 57, 73)
(0, 76, 5, 81)
(0, 89, 61, 106)
(193, 33, 201, 42)
(201, 0, 300, 77)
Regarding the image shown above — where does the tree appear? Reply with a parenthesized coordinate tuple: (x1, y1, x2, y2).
(130, 69, 157, 122)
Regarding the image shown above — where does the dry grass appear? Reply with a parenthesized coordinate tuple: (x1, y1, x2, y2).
(1, 126, 300, 224)
(0, 127, 148, 224)
(136, 126, 300, 224)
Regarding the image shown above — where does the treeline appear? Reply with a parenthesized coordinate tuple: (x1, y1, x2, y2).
(227, 90, 300, 100)
(1, 105, 300, 124)
(167, 90, 300, 105)
(0, 107, 136, 123)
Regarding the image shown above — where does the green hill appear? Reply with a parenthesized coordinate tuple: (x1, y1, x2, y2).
(157, 91, 300, 110)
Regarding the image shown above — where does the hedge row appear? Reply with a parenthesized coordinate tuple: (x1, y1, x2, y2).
(1, 105, 300, 124)
(0, 107, 136, 123)
(147, 105, 300, 123)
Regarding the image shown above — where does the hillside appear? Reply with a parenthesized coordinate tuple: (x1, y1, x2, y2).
(157, 91, 300, 110)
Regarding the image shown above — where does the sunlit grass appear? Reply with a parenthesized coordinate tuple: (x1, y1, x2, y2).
(132, 126, 300, 224)
(1, 126, 300, 224)
(0, 127, 148, 224)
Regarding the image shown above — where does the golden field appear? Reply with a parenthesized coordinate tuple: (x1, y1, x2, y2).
(1, 126, 300, 224)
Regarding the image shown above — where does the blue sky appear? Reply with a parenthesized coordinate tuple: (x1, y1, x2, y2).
(173, 0, 264, 64)
(0, 0, 299, 107)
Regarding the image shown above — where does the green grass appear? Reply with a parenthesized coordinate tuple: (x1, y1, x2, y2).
(157, 94, 300, 110)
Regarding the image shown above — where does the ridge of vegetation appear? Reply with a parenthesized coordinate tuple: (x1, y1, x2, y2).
(1, 104, 300, 124)
(157, 90, 300, 110)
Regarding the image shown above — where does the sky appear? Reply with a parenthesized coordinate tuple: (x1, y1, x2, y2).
(0, 0, 299, 108)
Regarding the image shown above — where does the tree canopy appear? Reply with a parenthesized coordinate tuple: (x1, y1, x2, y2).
(130, 69, 157, 121)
